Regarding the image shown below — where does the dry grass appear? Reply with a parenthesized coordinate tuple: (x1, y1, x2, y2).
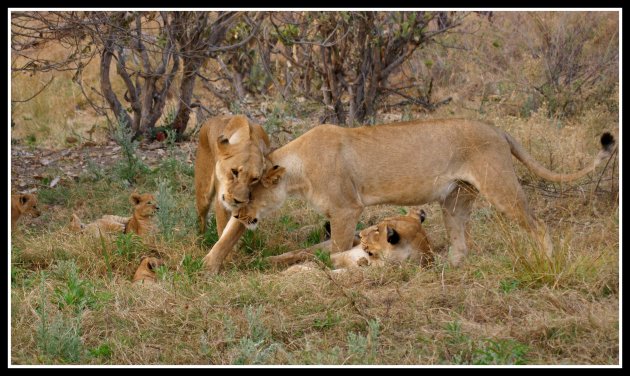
(10, 11, 619, 366)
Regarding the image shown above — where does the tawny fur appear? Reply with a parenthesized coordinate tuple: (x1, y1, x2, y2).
(204, 119, 614, 272)
(11, 193, 41, 231)
(69, 192, 158, 238)
(132, 256, 164, 284)
(273, 207, 432, 271)
(194, 115, 271, 238)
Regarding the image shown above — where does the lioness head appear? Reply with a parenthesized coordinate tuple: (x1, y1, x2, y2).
(359, 209, 433, 266)
(215, 116, 270, 210)
(234, 164, 287, 229)
(15, 193, 41, 218)
(130, 192, 159, 218)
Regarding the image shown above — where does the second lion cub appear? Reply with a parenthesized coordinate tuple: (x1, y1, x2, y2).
(70, 192, 158, 238)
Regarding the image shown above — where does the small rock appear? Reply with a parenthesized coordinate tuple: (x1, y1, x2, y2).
(49, 176, 60, 188)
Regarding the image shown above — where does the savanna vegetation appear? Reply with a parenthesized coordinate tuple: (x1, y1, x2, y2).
(10, 10, 619, 365)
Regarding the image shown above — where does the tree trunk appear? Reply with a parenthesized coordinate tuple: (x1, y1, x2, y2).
(172, 58, 202, 137)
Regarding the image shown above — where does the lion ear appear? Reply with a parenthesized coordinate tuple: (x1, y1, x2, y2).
(223, 116, 251, 145)
(419, 209, 426, 223)
(147, 258, 158, 271)
(19, 194, 29, 205)
(386, 226, 400, 245)
(261, 165, 286, 187)
(130, 192, 142, 205)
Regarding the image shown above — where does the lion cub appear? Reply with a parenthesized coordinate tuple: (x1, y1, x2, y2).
(69, 192, 158, 238)
(132, 256, 164, 284)
(283, 208, 433, 275)
(11, 193, 41, 230)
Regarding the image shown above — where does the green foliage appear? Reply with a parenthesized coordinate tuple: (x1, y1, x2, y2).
(36, 278, 84, 363)
(53, 261, 111, 313)
(313, 311, 340, 330)
(442, 321, 529, 365)
(241, 229, 266, 255)
(232, 305, 282, 365)
(112, 114, 149, 184)
(89, 344, 113, 359)
(314, 249, 333, 269)
(181, 254, 204, 278)
(114, 232, 144, 261)
(346, 319, 380, 364)
(499, 278, 520, 294)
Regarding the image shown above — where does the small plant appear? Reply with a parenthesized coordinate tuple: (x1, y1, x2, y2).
(181, 254, 204, 278)
(114, 232, 144, 260)
(313, 311, 340, 330)
(232, 305, 282, 365)
(499, 278, 520, 294)
(36, 277, 84, 363)
(241, 229, 266, 255)
(89, 344, 113, 360)
(53, 261, 110, 313)
(314, 249, 333, 269)
(112, 113, 149, 184)
(303, 227, 324, 247)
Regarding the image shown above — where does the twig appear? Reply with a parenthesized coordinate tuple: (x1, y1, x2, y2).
(11, 76, 54, 103)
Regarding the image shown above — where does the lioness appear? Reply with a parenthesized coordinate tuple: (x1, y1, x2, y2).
(70, 192, 158, 238)
(203, 119, 614, 272)
(194, 115, 271, 236)
(11, 193, 41, 230)
(268, 207, 433, 268)
(132, 256, 164, 284)
(359, 207, 434, 267)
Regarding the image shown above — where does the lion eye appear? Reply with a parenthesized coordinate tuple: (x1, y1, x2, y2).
(251, 177, 259, 184)
(231, 169, 239, 178)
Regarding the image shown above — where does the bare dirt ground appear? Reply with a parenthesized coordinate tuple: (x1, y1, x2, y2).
(10, 140, 197, 194)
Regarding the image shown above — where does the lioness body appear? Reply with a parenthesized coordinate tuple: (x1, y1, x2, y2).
(205, 119, 614, 271)
(194, 115, 271, 237)
(11, 193, 41, 230)
(269, 208, 432, 268)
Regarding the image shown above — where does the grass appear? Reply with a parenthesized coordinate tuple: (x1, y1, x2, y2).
(10, 129, 619, 364)
(10, 12, 618, 366)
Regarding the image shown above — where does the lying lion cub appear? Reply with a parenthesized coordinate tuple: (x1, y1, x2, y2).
(11, 193, 41, 230)
(132, 256, 164, 284)
(69, 192, 158, 238)
(282, 208, 433, 274)
(204, 119, 614, 273)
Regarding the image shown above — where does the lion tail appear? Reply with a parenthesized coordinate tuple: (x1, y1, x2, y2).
(504, 131, 615, 183)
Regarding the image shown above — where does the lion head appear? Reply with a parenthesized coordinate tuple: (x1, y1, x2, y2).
(234, 164, 287, 229)
(130, 192, 159, 218)
(359, 208, 433, 266)
(215, 116, 270, 210)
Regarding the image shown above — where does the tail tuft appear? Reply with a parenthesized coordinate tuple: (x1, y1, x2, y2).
(601, 132, 615, 152)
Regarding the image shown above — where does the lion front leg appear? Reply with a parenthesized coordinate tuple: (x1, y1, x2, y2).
(203, 216, 247, 274)
(329, 208, 363, 253)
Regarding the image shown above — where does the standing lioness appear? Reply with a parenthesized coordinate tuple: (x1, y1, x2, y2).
(194, 115, 271, 238)
(203, 119, 614, 273)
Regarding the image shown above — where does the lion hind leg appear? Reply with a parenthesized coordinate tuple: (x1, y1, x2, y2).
(472, 163, 553, 260)
(441, 182, 477, 267)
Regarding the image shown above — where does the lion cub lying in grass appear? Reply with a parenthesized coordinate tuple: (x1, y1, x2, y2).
(11, 193, 41, 231)
(69, 192, 158, 238)
(283, 208, 433, 274)
(132, 256, 164, 284)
